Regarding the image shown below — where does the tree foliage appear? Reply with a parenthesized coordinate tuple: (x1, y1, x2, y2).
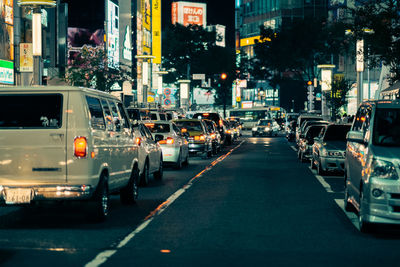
(65, 46, 132, 92)
(351, 0, 400, 83)
(324, 77, 352, 119)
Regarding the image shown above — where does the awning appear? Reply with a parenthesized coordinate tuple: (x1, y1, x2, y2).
(380, 81, 400, 96)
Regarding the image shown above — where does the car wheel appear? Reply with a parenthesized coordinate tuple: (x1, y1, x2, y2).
(310, 158, 316, 169)
(120, 166, 139, 204)
(154, 156, 163, 180)
(140, 160, 150, 186)
(317, 161, 326, 176)
(359, 189, 374, 233)
(90, 176, 109, 222)
(174, 152, 182, 170)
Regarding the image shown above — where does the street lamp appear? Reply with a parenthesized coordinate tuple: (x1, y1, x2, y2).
(17, 0, 57, 85)
(153, 70, 169, 106)
(135, 55, 155, 104)
(317, 64, 335, 120)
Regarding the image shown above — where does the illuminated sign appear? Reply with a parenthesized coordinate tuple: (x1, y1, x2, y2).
(107, 0, 119, 68)
(20, 43, 33, 72)
(171, 1, 207, 27)
(17, 0, 56, 7)
(122, 25, 132, 60)
(240, 36, 261, 47)
(152, 0, 161, 64)
(0, 60, 14, 84)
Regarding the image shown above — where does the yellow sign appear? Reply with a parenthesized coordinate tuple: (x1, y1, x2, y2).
(240, 36, 260, 47)
(236, 96, 241, 102)
(17, 0, 56, 7)
(20, 43, 33, 72)
(152, 0, 161, 64)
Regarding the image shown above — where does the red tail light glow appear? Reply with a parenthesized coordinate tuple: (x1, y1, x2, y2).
(136, 137, 142, 146)
(74, 137, 87, 158)
(211, 133, 216, 139)
(159, 137, 175, 145)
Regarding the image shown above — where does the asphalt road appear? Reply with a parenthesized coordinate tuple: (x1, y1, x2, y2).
(1, 133, 400, 266)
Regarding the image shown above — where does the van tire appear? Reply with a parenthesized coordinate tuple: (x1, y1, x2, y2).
(120, 166, 139, 204)
(140, 160, 150, 186)
(154, 156, 163, 180)
(90, 176, 109, 222)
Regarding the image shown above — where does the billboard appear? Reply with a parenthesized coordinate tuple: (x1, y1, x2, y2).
(152, 0, 161, 64)
(0, 0, 13, 84)
(171, 1, 207, 27)
(107, 0, 119, 68)
(193, 87, 215, 105)
(67, 27, 105, 65)
(120, 0, 132, 63)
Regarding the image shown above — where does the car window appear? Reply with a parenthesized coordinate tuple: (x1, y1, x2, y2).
(147, 123, 171, 133)
(172, 124, 181, 135)
(0, 94, 62, 129)
(373, 108, 400, 146)
(117, 103, 130, 129)
(126, 108, 140, 121)
(174, 121, 203, 132)
(166, 113, 173, 120)
(151, 113, 158, 120)
(110, 101, 122, 132)
(323, 125, 351, 141)
(86, 96, 106, 130)
(101, 99, 114, 131)
(159, 113, 166, 120)
(143, 125, 154, 140)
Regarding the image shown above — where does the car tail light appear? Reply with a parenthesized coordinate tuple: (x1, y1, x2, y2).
(226, 130, 232, 134)
(181, 128, 187, 133)
(159, 137, 174, 145)
(136, 137, 142, 146)
(74, 137, 87, 158)
(219, 119, 223, 127)
(211, 133, 216, 139)
(194, 135, 205, 141)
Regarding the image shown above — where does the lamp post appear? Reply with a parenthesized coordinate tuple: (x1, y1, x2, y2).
(317, 64, 335, 120)
(153, 70, 168, 106)
(135, 55, 155, 104)
(17, 0, 56, 85)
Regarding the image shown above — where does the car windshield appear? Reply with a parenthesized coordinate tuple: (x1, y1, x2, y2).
(373, 108, 400, 147)
(146, 123, 170, 133)
(306, 126, 324, 139)
(324, 125, 351, 141)
(174, 121, 203, 132)
(258, 120, 272, 126)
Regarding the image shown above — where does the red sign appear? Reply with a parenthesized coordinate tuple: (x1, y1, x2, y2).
(183, 6, 204, 26)
(171, 2, 177, 25)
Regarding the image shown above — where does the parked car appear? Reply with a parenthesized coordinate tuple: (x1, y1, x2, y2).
(252, 119, 280, 137)
(0, 86, 140, 221)
(146, 121, 189, 169)
(297, 120, 329, 147)
(295, 114, 323, 145)
(193, 112, 226, 145)
(224, 120, 235, 145)
(286, 120, 297, 141)
(133, 122, 163, 186)
(311, 123, 351, 175)
(173, 119, 213, 158)
(202, 119, 222, 154)
(344, 100, 400, 232)
(126, 107, 152, 122)
(297, 124, 325, 162)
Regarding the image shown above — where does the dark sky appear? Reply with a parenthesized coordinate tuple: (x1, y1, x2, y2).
(162, 0, 235, 47)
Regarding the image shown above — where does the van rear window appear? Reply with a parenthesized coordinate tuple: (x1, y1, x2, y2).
(0, 94, 62, 128)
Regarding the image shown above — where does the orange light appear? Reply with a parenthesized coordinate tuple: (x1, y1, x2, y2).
(136, 137, 142, 146)
(203, 113, 209, 116)
(219, 119, 223, 127)
(74, 137, 87, 158)
(221, 73, 227, 80)
(91, 151, 95, 158)
(199, 135, 205, 141)
(159, 137, 174, 145)
(181, 128, 187, 133)
(307, 81, 312, 85)
(211, 133, 216, 139)
(226, 130, 232, 134)
(145, 123, 155, 128)
(160, 250, 171, 254)
(361, 117, 366, 122)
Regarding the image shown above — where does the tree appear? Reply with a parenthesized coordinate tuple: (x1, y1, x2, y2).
(324, 77, 352, 119)
(65, 46, 132, 92)
(350, 0, 400, 84)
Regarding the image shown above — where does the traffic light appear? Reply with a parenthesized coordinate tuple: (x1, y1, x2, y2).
(221, 73, 227, 80)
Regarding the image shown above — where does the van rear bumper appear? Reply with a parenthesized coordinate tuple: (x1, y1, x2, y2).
(0, 185, 94, 205)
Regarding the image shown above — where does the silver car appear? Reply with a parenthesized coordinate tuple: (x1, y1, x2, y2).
(311, 124, 351, 175)
(146, 121, 189, 169)
(345, 100, 400, 232)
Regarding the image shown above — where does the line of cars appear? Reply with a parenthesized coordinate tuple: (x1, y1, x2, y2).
(290, 100, 400, 232)
(0, 86, 241, 222)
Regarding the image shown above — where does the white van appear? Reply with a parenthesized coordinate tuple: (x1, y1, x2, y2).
(0, 86, 140, 221)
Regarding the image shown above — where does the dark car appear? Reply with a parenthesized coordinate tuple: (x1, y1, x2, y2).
(193, 112, 226, 145)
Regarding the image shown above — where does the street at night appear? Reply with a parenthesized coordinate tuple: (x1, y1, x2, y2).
(1, 134, 400, 266)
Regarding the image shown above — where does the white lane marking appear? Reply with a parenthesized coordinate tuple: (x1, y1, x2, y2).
(308, 167, 334, 193)
(334, 199, 360, 230)
(85, 140, 245, 267)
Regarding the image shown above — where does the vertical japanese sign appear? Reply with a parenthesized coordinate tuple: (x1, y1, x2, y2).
(171, 1, 207, 27)
(20, 43, 33, 72)
(152, 0, 161, 64)
(107, 0, 120, 68)
(0, 0, 14, 84)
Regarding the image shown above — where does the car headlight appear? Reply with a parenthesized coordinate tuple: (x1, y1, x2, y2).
(252, 127, 257, 131)
(369, 159, 398, 180)
(264, 127, 271, 131)
(327, 151, 344, 157)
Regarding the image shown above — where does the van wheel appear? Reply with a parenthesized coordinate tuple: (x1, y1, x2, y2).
(140, 160, 150, 186)
(120, 166, 139, 204)
(174, 152, 182, 170)
(359, 190, 374, 233)
(91, 177, 109, 222)
(154, 156, 163, 180)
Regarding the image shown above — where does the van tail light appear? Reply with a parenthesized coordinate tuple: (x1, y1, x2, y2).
(159, 137, 174, 145)
(136, 137, 142, 146)
(74, 137, 87, 158)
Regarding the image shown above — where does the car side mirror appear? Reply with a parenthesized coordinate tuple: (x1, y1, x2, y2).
(346, 131, 367, 145)
(154, 134, 164, 143)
